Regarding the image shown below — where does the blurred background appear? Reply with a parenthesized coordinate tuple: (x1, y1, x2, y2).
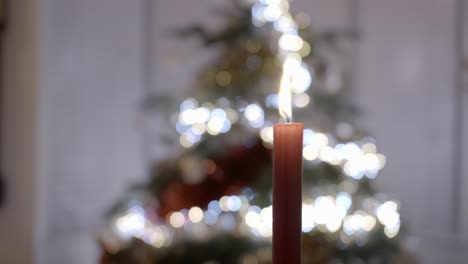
(0, 0, 467, 263)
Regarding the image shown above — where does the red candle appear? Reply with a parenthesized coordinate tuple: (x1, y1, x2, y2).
(273, 55, 304, 264)
(273, 123, 303, 264)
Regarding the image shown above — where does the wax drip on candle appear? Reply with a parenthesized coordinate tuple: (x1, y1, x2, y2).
(278, 54, 300, 123)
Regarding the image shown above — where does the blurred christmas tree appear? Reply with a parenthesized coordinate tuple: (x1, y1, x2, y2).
(100, 0, 402, 263)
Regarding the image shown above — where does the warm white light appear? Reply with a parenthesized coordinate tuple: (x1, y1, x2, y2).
(191, 123, 206, 135)
(219, 196, 230, 212)
(303, 145, 319, 161)
(195, 107, 211, 123)
(362, 215, 377, 232)
(278, 55, 298, 122)
(376, 201, 400, 228)
(260, 126, 274, 143)
(145, 226, 171, 248)
(263, 0, 282, 6)
(207, 117, 224, 135)
(244, 205, 274, 238)
(188, 207, 204, 223)
(302, 204, 316, 232)
(344, 160, 364, 179)
(274, 16, 296, 32)
(179, 134, 194, 148)
(314, 196, 345, 225)
(343, 215, 358, 235)
(314, 133, 329, 148)
(363, 153, 381, 177)
(180, 109, 197, 125)
(279, 34, 304, 52)
(298, 41, 311, 57)
(260, 206, 273, 225)
(319, 146, 342, 165)
(169, 212, 185, 228)
(258, 225, 273, 238)
(115, 211, 146, 239)
(377, 154, 387, 169)
(225, 108, 239, 123)
(342, 143, 362, 160)
(362, 143, 377, 154)
(245, 211, 261, 228)
(384, 221, 400, 238)
(326, 218, 342, 233)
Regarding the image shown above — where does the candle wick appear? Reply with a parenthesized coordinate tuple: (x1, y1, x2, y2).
(282, 115, 293, 123)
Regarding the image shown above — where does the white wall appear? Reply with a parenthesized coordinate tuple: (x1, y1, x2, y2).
(0, 1, 148, 263)
(462, 0, 468, 242)
(355, 0, 468, 262)
(37, 0, 146, 263)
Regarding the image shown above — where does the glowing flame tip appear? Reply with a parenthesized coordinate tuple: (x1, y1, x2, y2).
(278, 57, 297, 123)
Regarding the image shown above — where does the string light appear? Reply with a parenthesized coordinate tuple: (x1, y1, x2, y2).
(111, 191, 400, 250)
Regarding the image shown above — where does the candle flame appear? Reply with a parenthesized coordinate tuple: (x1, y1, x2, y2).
(279, 55, 299, 122)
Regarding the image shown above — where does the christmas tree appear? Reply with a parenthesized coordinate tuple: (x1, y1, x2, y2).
(99, 0, 402, 263)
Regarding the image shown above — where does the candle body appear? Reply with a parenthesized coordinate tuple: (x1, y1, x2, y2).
(273, 123, 303, 264)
